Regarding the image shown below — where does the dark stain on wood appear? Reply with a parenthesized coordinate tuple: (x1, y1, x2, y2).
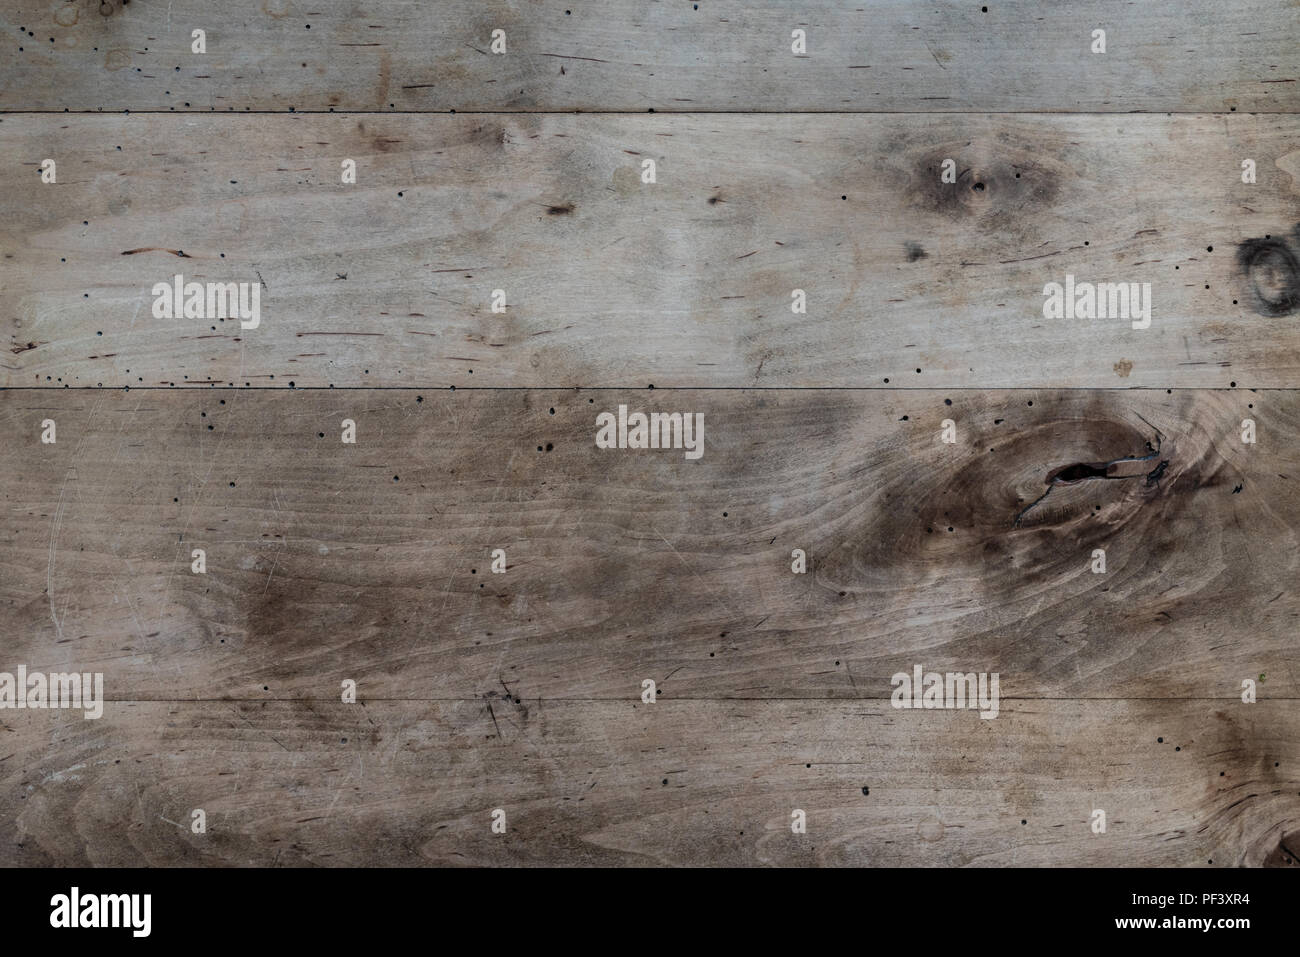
(1236, 226, 1300, 317)
(120, 247, 190, 257)
(901, 139, 1063, 231)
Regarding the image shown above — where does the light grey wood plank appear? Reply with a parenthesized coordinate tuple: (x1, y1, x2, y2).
(5, 113, 1300, 388)
(1, 0, 1296, 113)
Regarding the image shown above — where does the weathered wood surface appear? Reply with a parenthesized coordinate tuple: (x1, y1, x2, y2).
(6, 113, 1300, 389)
(1, 0, 1297, 113)
(4, 0, 1300, 873)
(3, 388, 1295, 701)
(1, 699, 1296, 866)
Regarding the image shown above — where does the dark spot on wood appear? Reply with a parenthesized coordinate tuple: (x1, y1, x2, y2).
(899, 139, 1063, 235)
(1145, 460, 1168, 486)
(1047, 461, 1111, 484)
(1236, 226, 1300, 317)
(904, 241, 927, 262)
(547, 203, 575, 215)
(120, 247, 189, 257)
(1264, 830, 1300, 867)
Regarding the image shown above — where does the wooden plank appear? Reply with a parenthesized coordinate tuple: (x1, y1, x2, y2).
(2, 0, 1297, 113)
(3, 387, 1295, 702)
(5, 113, 1300, 389)
(2, 698, 1296, 866)
(4, 0, 1299, 877)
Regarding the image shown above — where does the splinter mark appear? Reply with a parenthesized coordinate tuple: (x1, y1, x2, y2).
(1014, 420, 1165, 527)
(120, 247, 190, 257)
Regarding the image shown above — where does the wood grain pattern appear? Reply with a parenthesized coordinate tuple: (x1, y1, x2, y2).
(1, 0, 1297, 113)
(3, 389, 1296, 701)
(5, 113, 1300, 389)
(5, 0, 1300, 872)
(2, 699, 1296, 866)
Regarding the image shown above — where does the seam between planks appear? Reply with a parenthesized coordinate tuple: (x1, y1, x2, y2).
(2, 387, 1295, 392)
(3, 110, 1299, 116)
(77, 697, 1300, 703)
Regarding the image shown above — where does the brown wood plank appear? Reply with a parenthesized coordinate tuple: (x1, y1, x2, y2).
(1, 0, 1296, 113)
(5, 0, 1300, 876)
(3, 387, 1295, 702)
(2, 698, 1295, 866)
(5, 113, 1300, 389)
